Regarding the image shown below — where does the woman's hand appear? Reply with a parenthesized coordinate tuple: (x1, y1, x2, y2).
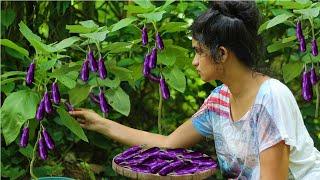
(68, 108, 105, 132)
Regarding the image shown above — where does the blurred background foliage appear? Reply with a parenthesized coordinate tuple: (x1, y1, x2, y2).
(1, 0, 319, 179)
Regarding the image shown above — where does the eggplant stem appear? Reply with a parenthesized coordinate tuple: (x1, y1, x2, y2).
(30, 126, 42, 179)
(158, 85, 163, 135)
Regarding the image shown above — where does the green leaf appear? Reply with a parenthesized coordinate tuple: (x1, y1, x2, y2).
(276, 1, 311, 9)
(0, 71, 26, 79)
(66, 25, 95, 34)
(133, 0, 155, 9)
(266, 14, 293, 29)
(111, 17, 138, 32)
(258, 20, 269, 35)
(57, 72, 77, 89)
(267, 41, 295, 53)
(158, 44, 188, 66)
(57, 107, 88, 142)
(18, 21, 57, 53)
(137, 11, 166, 23)
(88, 76, 121, 88)
(79, 20, 99, 29)
(38, 59, 57, 71)
(124, 5, 154, 14)
(68, 84, 91, 105)
(282, 36, 296, 43)
(53, 36, 80, 51)
(80, 31, 108, 42)
(1, 82, 15, 95)
(293, 7, 320, 18)
(105, 87, 130, 116)
(159, 22, 189, 33)
(0, 77, 25, 86)
(101, 42, 133, 53)
(1, 9, 16, 28)
(282, 62, 304, 83)
(108, 61, 134, 82)
(162, 66, 186, 93)
(0, 39, 29, 57)
(1, 90, 40, 145)
(19, 144, 33, 158)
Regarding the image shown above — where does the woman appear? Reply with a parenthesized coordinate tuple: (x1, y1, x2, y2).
(69, 1, 320, 179)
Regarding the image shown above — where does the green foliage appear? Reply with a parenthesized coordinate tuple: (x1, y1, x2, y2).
(1, 0, 319, 179)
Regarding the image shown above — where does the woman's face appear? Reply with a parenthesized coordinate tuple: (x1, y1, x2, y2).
(192, 39, 223, 82)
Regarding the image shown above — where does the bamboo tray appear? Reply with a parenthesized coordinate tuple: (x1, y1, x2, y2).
(112, 151, 218, 180)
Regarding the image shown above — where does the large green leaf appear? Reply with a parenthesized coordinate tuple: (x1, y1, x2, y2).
(18, 21, 56, 53)
(111, 17, 138, 32)
(68, 84, 91, 105)
(66, 25, 95, 34)
(1, 90, 40, 145)
(159, 22, 189, 33)
(276, 1, 311, 9)
(88, 76, 121, 88)
(163, 66, 186, 93)
(282, 62, 304, 83)
(80, 31, 108, 42)
(53, 36, 80, 51)
(137, 11, 166, 23)
(79, 20, 99, 29)
(293, 7, 320, 17)
(105, 87, 130, 116)
(102, 42, 133, 53)
(267, 41, 295, 53)
(133, 0, 155, 9)
(1, 9, 16, 28)
(0, 39, 29, 57)
(158, 44, 188, 66)
(266, 14, 293, 29)
(0, 71, 26, 79)
(124, 5, 154, 14)
(57, 107, 88, 142)
(57, 71, 78, 89)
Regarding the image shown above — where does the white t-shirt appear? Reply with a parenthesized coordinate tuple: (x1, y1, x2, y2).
(192, 78, 320, 179)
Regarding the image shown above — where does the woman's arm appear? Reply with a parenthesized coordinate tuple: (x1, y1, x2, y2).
(69, 108, 204, 148)
(259, 140, 290, 180)
(97, 118, 204, 149)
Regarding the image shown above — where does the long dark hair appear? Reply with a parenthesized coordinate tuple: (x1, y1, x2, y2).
(191, 1, 269, 75)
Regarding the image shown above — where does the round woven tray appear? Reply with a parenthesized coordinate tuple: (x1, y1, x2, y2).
(112, 154, 217, 180)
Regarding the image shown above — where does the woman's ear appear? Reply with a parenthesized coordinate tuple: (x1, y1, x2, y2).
(219, 46, 228, 63)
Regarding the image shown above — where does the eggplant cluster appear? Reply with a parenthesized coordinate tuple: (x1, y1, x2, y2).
(302, 65, 319, 101)
(80, 49, 111, 116)
(141, 25, 170, 100)
(114, 146, 217, 176)
(296, 20, 318, 56)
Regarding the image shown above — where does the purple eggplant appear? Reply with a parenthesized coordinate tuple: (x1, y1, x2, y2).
(26, 60, 36, 86)
(80, 60, 89, 82)
(44, 91, 53, 114)
(182, 151, 203, 159)
(310, 67, 319, 85)
(150, 161, 170, 174)
(149, 48, 157, 69)
(311, 39, 318, 56)
(99, 88, 109, 114)
(139, 147, 160, 156)
(143, 53, 151, 77)
(122, 146, 142, 157)
(296, 21, 303, 41)
(158, 160, 184, 176)
(141, 26, 148, 46)
(36, 98, 45, 121)
(300, 36, 306, 52)
(89, 92, 100, 105)
(42, 128, 55, 150)
(38, 135, 48, 160)
(64, 101, 74, 112)
(156, 32, 164, 50)
(87, 50, 98, 72)
(160, 75, 170, 100)
(147, 74, 160, 83)
(98, 56, 107, 79)
(174, 162, 198, 175)
(302, 70, 313, 101)
(52, 82, 61, 104)
(130, 164, 151, 173)
(19, 127, 29, 148)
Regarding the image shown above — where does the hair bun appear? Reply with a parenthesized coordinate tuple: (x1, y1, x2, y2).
(209, 1, 260, 31)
